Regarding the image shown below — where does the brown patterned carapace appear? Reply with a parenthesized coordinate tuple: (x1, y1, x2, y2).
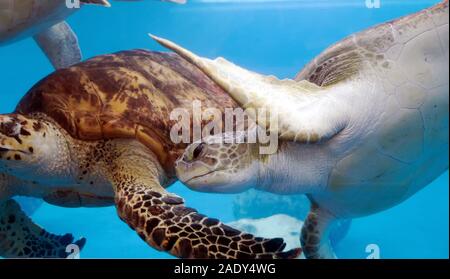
(16, 51, 239, 177)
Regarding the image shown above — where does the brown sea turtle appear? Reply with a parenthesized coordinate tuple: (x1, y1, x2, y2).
(155, 0, 449, 258)
(0, 0, 184, 69)
(0, 49, 301, 259)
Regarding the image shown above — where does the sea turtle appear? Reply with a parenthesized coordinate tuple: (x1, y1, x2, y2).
(0, 49, 301, 258)
(228, 214, 306, 258)
(0, 0, 184, 69)
(232, 189, 352, 249)
(155, 0, 449, 258)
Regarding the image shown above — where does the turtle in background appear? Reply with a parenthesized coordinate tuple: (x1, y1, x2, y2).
(0, 0, 185, 69)
(0, 49, 301, 259)
(232, 190, 352, 248)
(159, 0, 449, 258)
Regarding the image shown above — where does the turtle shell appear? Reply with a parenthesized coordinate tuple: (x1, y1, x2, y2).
(15, 50, 239, 176)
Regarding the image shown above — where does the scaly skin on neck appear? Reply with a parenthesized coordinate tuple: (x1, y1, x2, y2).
(95, 139, 170, 192)
(255, 141, 331, 195)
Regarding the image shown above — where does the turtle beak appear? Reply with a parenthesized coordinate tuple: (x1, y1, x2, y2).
(175, 158, 192, 183)
(175, 157, 216, 189)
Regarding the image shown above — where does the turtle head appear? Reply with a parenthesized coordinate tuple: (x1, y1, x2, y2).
(0, 114, 72, 184)
(175, 132, 260, 193)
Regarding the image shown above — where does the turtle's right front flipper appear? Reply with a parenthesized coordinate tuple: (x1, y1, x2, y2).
(0, 199, 86, 258)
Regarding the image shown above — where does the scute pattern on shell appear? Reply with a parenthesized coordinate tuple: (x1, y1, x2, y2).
(296, 0, 449, 86)
(294, 0, 448, 217)
(15, 50, 239, 176)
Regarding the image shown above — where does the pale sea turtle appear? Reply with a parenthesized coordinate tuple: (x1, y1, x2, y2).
(232, 189, 352, 249)
(0, 49, 301, 258)
(155, 1, 449, 258)
(228, 214, 305, 257)
(0, 0, 184, 69)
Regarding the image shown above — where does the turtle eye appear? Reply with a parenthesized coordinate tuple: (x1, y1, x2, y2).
(192, 143, 204, 159)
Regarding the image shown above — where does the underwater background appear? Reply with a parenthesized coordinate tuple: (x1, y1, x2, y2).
(0, 0, 448, 259)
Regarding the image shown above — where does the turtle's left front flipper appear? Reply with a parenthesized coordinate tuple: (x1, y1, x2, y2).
(0, 199, 86, 258)
(33, 21, 81, 69)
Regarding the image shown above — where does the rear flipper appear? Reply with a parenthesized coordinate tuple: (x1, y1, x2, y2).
(33, 21, 82, 69)
(301, 203, 337, 259)
(0, 199, 86, 258)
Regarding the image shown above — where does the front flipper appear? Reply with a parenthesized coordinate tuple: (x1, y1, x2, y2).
(151, 35, 349, 144)
(33, 21, 81, 69)
(0, 199, 86, 258)
(116, 181, 300, 259)
(110, 141, 301, 259)
(301, 203, 337, 259)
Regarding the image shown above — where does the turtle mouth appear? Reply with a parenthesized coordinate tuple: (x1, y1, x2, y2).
(183, 170, 243, 193)
(0, 146, 29, 154)
(0, 147, 11, 152)
(184, 170, 216, 184)
(182, 168, 232, 191)
(182, 165, 232, 184)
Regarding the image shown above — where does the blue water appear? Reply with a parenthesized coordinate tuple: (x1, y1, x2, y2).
(0, 0, 448, 259)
